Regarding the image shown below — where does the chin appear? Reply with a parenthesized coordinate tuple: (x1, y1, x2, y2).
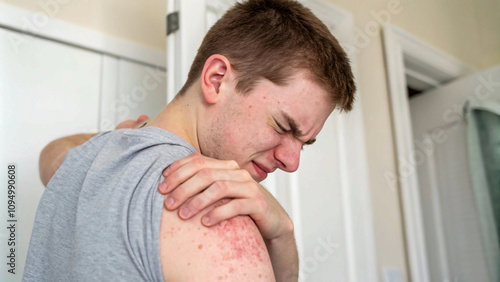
(252, 175, 263, 183)
(241, 163, 261, 182)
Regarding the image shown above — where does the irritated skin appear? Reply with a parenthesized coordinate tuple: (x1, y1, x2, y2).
(160, 198, 276, 281)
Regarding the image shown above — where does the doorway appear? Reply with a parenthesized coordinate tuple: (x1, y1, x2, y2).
(383, 24, 476, 282)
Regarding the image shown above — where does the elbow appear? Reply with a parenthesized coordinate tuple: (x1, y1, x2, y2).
(38, 140, 69, 186)
(39, 143, 51, 186)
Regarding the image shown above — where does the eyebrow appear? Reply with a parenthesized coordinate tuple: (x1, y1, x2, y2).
(281, 111, 317, 146)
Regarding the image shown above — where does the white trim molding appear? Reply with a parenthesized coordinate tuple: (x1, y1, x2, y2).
(390, 25, 474, 92)
(304, 1, 378, 281)
(382, 24, 473, 282)
(0, 3, 166, 68)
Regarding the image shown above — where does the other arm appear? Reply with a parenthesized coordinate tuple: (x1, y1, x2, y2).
(39, 133, 98, 186)
(39, 115, 149, 186)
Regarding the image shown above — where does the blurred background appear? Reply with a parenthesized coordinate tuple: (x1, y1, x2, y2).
(0, 0, 499, 281)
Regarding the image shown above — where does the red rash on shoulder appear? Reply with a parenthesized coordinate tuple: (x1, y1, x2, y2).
(212, 216, 268, 263)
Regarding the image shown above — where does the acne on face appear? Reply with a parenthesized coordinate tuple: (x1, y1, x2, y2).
(201, 72, 331, 183)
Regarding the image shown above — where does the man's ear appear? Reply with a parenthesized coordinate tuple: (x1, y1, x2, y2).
(200, 54, 231, 104)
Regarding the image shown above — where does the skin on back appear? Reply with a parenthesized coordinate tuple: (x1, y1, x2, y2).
(160, 197, 276, 281)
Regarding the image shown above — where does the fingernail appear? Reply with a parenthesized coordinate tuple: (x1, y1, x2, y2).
(202, 216, 211, 226)
(166, 197, 175, 209)
(159, 183, 167, 192)
(180, 207, 190, 218)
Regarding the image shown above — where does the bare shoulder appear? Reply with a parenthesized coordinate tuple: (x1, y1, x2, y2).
(160, 198, 276, 281)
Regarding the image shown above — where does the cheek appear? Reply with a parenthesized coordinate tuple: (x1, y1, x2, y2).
(255, 127, 282, 149)
(237, 127, 276, 155)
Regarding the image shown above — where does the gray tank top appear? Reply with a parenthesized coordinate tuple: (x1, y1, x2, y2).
(23, 127, 196, 282)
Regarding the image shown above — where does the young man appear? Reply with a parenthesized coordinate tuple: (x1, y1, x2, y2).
(24, 0, 355, 281)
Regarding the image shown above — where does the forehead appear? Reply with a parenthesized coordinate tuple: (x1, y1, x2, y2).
(251, 70, 329, 98)
(251, 73, 334, 132)
(256, 72, 332, 109)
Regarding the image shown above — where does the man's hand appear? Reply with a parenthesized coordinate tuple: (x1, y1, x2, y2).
(158, 153, 299, 280)
(158, 153, 293, 241)
(115, 114, 149, 129)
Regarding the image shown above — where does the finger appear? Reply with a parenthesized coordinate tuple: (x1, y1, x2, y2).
(177, 180, 254, 219)
(163, 153, 239, 178)
(165, 169, 251, 210)
(136, 115, 149, 123)
(161, 153, 200, 180)
(159, 154, 202, 194)
(161, 153, 239, 193)
(200, 198, 262, 227)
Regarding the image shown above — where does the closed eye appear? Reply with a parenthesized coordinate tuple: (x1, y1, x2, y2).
(275, 120, 287, 134)
(275, 119, 317, 148)
(301, 138, 316, 151)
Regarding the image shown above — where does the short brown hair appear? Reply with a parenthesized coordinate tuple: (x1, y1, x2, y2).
(178, 0, 355, 112)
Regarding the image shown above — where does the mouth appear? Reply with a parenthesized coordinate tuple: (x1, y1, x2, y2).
(251, 161, 268, 181)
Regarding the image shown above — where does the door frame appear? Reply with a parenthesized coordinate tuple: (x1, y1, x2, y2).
(382, 24, 474, 282)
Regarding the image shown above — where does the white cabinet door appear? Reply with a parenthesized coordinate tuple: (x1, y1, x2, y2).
(409, 66, 500, 282)
(99, 56, 167, 131)
(115, 59, 167, 123)
(0, 28, 102, 281)
(166, 1, 375, 281)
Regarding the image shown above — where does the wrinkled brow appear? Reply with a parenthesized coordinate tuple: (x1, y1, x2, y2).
(281, 111, 316, 145)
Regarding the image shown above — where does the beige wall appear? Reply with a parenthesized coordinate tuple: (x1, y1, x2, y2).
(3, 0, 499, 280)
(329, 0, 500, 280)
(0, 0, 167, 50)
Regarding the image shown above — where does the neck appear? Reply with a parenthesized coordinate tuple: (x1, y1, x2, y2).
(146, 93, 201, 152)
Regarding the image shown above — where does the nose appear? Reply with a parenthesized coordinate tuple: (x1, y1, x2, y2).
(274, 136, 302, 172)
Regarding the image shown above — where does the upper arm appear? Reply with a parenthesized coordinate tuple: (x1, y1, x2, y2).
(39, 133, 98, 186)
(159, 198, 275, 281)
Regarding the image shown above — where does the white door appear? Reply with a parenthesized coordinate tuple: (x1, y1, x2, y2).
(0, 27, 102, 282)
(166, 1, 376, 281)
(100, 56, 167, 131)
(409, 66, 500, 282)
